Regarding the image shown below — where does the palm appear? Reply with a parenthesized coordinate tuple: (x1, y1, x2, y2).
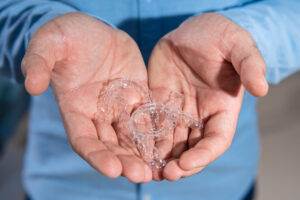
(149, 35, 243, 119)
(22, 13, 151, 183)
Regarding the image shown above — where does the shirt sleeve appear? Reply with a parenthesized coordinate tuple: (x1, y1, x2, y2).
(0, 0, 78, 83)
(217, 0, 300, 84)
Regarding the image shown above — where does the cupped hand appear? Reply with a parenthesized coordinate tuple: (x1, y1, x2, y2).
(148, 13, 268, 181)
(21, 12, 152, 183)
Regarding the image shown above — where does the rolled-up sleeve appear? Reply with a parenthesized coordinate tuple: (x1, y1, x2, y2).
(0, 0, 77, 83)
(217, 0, 300, 84)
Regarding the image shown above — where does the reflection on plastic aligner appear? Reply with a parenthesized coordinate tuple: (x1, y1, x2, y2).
(96, 78, 203, 169)
(96, 78, 151, 123)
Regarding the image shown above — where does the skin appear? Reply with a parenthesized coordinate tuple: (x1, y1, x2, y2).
(21, 12, 152, 183)
(22, 12, 268, 183)
(148, 13, 268, 181)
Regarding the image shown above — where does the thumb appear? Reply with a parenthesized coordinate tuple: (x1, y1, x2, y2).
(22, 53, 51, 96)
(21, 25, 64, 96)
(225, 29, 269, 97)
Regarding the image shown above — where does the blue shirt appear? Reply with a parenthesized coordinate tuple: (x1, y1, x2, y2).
(1, 0, 300, 200)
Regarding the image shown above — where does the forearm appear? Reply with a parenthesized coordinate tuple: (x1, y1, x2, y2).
(0, 0, 77, 82)
(217, 0, 300, 84)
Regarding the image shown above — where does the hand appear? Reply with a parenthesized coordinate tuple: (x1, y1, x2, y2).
(21, 13, 152, 183)
(148, 13, 268, 181)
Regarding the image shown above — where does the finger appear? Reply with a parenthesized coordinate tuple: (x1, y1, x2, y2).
(224, 29, 268, 97)
(152, 167, 164, 181)
(94, 121, 119, 145)
(100, 140, 152, 183)
(22, 53, 51, 95)
(188, 128, 202, 148)
(63, 111, 122, 178)
(149, 133, 173, 182)
(117, 154, 152, 183)
(171, 126, 188, 158)
(95, 115, 152, 183)
(21, 23, 65, 95)
(163, 159, 204, 181)
(179, 111, 237, 170)
(171, 93, 199, 158)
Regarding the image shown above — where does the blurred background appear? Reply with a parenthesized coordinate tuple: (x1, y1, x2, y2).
(0, 71, 299, 200)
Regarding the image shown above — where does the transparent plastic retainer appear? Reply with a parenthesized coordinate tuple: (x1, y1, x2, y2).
(95, 78, 203, 169)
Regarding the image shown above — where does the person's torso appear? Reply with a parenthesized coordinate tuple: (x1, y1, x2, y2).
(23, 1, 259, 200)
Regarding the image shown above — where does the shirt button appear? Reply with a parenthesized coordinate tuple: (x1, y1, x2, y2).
(143, 194, 151, 200)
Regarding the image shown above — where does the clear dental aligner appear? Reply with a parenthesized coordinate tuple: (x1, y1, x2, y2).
(95, 78, 203, 169)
